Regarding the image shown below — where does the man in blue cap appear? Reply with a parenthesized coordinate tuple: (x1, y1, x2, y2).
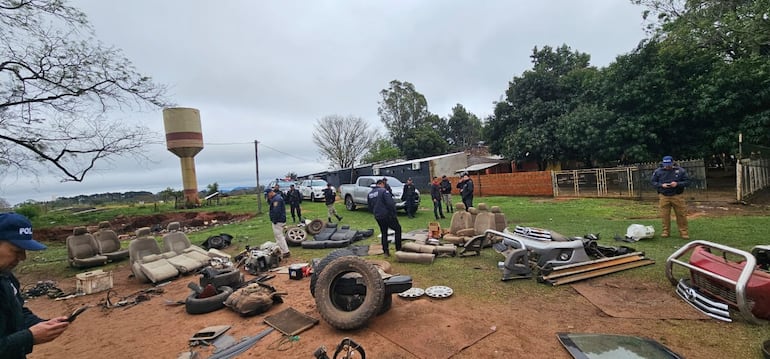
(651, 156, 690, 239)
(0, 212, 69, 358)
(266, 189, 290, 258)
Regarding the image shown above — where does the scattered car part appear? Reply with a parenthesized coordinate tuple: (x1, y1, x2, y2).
(666, 240, 770, 323)
(398, 287, 425, 298)
(189, 325, 231, 344)
(394, 251, 435, 264)
(285, 225, 308, 246)
(313, 337, 366, 359)
(425, 285, 453, 299)
(185, 286, 233, 314)
(539, 252, 655, 286)
(264, 307, 320, 336)
(199, 267, 243, 289)
(306, 219, 325, 235)
(209, 327, 275, 359)
(223, 282, 286, 317)
(490, 228, 653, 284)
(558, 333, 683, 359)
(315, 256, 385, 330)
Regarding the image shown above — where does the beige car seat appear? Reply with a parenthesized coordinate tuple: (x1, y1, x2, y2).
(128, 227, 179, 283)
(162, 222, 210, 268)
(443, 203, 474, 245)
(66, 226, 109, 268)
(94, 221, 129, 261)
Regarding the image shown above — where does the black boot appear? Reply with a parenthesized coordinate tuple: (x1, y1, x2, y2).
(328, 217, 332, 223)
(336, 215, 343, 221)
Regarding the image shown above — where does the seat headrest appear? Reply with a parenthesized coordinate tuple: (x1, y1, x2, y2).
(455, 202, 466, 211)
(468, 207, 479, 214)
(478, 203, 488, 210)
(490, 206, 501, 213)
(167, 222, 180, 231)
(136, 227, 152, 237)
(73, 226, 88, 235)
(98, 221, 111, 229)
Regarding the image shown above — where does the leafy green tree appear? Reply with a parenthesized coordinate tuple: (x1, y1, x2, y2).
(487, 45, 592, 169)
(0, 0, 168, 182)
(206, 182, 219, 195)
(377, 80, 440, 158)
(446, 104, 482, 150)
(285, 172, 298, 181)
(312, 114, 376, 169)
(361, 136, 401, 164)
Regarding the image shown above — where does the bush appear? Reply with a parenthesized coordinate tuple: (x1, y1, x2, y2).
(15, 204, 42, 219)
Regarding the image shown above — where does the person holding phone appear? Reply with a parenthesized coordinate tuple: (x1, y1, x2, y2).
(0, 212, 69, 358)
(650, 156, 690, 239)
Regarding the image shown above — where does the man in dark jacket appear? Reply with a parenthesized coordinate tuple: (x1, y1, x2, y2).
(430, 177, 445, 220)
(651, 155, 690, 239)
(322, 184, 342, 222)
(267, 189, 290, 258)
(458, 173, 474, 211)
(439, 175, 453, 213)
(285, 184, 303, 223)
(1, 213, 69, 358)
(401, 178, 418, 218)
(368, 179, 402, 257)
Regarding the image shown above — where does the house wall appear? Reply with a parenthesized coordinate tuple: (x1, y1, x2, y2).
(449, 172, 553, 197)
(430, 153, 468, 179)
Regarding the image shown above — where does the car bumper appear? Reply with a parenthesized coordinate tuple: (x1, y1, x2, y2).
(676, 278, 732, 322)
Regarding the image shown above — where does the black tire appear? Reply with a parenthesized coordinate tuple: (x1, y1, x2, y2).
(285, 226, 308, 246)
(306, 219, 325, 235)
(314, 256, 385, 330)
(345, 196, 356, 211)
(310, 248, 355, 297)
(185, 286, 234, 315)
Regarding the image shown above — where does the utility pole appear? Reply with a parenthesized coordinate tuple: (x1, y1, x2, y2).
(255, 140, 262, 214)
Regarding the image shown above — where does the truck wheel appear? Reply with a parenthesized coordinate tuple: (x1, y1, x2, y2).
(306, 219, 324, 235)
(310, 248, 356, 297)
(285, 226, 307, 246)
(314, 256, 385, 330)
(345, 196, 357, 211)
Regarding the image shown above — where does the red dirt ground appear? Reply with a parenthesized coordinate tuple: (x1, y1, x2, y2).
(18, 199, 770, 359)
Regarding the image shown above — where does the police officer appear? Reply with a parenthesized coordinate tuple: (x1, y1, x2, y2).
(401, 178, 418, 218)
(1, 213, 69, 358)
(285, 184, 303, 223)
(651, 156, 690, 239)
(368, 179, 402, 257)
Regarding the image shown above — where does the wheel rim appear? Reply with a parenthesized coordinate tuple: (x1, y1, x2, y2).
(286, 227, 307, 242)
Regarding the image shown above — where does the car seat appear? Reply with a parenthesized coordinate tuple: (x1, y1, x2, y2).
(162, 222, 210, 269)
(94, 221, 129, 261)
(66, 226, 109, 268)
(128, 227, 179, 283)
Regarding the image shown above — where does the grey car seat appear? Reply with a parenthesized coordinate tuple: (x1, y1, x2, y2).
(94, 221, 129, 261)
(66, 226, 109, 268)
(129, 227, 179, 283)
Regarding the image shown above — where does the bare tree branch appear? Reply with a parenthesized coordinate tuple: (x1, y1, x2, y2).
(312, 115, 376, 169)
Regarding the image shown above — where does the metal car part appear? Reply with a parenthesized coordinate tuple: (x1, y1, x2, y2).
(666, 240, 766, 324)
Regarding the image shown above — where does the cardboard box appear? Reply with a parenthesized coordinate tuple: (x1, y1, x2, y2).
(76, 269, 113, 295)
(428, 222, 441, 238)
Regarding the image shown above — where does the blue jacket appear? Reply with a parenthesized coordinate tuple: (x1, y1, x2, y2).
(459, 179, 474, 200)
(1, 271, 44, 359)
(269, 194, 287, 224)
(651, 165, 689, 196)
(368, 187, 396, 220)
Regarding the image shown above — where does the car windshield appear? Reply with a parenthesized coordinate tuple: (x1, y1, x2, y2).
(310, 180, 327, 186)
(383, 176, 404, 186)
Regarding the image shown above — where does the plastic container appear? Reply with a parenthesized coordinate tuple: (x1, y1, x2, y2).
(76, 269, 113, 295)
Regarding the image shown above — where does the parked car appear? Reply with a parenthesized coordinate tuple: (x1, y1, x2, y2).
(338, 175, 419, 212)
(267, 179, 296, 195)
(299, 179, 332, 202)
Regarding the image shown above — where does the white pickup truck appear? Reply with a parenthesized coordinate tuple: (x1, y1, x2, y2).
(338, 176, 419, 211)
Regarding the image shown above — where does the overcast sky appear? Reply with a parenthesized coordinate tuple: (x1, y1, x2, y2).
(0, 0, 649, 206)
